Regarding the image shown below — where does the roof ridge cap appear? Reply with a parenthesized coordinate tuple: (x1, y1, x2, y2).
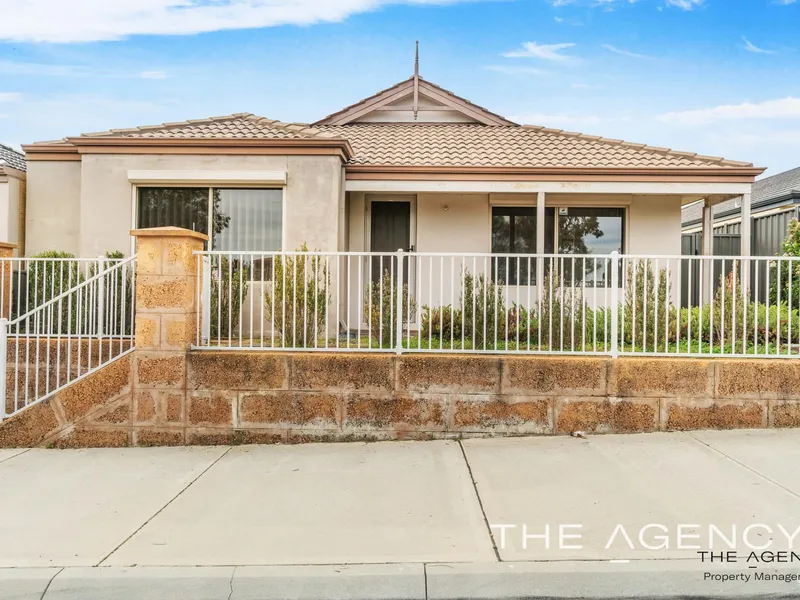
(78, 113, 248, 138)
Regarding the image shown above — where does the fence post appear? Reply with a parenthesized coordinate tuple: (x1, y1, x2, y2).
(96, 255, 106, 338)
(610, 251, 620, 359)
(0, 318, 7, 422)
(0, 243, 17, 320)
(396, 249, 404, 356)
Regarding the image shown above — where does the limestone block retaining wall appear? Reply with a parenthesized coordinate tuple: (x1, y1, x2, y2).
(0, 354, 133, 448)
(174, 352, 799, 444)
(3, 352, 800, 448)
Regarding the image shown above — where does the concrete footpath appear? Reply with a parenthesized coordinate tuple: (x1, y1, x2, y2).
(2, 430, 800, 598)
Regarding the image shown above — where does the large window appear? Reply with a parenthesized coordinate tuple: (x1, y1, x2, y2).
(557, 207, 624, 255)
(491, 206, 554, 285)
(490, 205, 625, 287)
(137, 187, 282, 251)
(137, 188, 211, 236)
(557, 207, 625, 287)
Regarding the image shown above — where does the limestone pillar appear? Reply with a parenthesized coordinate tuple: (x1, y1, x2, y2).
(131, 227, 206, 445)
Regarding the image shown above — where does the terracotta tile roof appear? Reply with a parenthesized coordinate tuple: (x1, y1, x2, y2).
(0, 143, 25, 172)
(27, 112, 755, 171)
(76, 113, 339, 140)
(317, 123, 753, 169)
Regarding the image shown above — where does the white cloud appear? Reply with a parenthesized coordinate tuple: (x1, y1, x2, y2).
(0, 93, 23, 102)
(140, 70, 168, 79)
(485, 65, 549, 76)
(665, 0, 702, 8)
(742, 37, 776, 54)
(601, 44, 652, 59)
(0, 61, 171, 79)
(659, 97, 800, 125)
(0, 0, 477, 43)
(503, 41, 576, 61)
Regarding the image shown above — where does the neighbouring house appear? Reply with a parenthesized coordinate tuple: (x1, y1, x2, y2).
(0, 144, 26, 255)
(682, 166, 800, 256)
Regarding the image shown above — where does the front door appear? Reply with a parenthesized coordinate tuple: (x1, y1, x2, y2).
(370, 200, 411, 283)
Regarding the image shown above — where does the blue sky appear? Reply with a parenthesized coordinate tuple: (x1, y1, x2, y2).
(1, 0, 799, 176)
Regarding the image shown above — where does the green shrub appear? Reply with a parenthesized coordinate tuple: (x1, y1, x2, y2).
(461, 271, 506, 348)
(363, 268, 416, 347)
(770, 218, 800, 306)
(264, 245, 329, 347)
(86, 251, 134, 336)
(421, 270, 506, 348)
(676, 265, 800, 352)
(210, 256, 249, 341)
(421, 303, 461, 343)
(622, 259, 670, 352)
(537, 271, 593, 351)
(24, 251, 85, 332)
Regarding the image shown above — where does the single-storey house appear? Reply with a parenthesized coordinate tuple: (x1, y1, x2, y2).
(0, 144, 25, 255)
(20, 72, 763, 289)
(682, 166, 800, 256)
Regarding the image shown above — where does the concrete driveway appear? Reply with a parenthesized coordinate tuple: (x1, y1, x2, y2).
(2, 430, 800, 598)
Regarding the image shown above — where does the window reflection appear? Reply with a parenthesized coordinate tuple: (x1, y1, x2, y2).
(558, 207, 624, 287)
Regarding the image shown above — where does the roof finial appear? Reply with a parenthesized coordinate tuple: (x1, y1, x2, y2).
(413, 41, 419, 121)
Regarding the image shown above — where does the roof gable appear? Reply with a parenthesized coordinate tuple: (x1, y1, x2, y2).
(314, 77, 515, 126)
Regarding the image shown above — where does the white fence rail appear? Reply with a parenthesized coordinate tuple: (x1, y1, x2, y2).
(194, 250, 800, 358)
(0, 256, 136, 421)
(0, 256, 123, 321)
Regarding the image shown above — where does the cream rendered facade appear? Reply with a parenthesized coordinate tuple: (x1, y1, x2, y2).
(25, 154, 345, 258)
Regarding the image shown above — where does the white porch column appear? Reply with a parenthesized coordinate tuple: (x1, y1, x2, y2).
(536, 192, 545, 288)
(740, 192, 752, 292)
(701, 199, 714, 304)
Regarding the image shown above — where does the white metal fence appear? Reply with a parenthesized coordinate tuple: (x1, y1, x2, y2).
(0, 256, 136, 421)
(193, 250, 800, 358)
(0, 256, 124, 321)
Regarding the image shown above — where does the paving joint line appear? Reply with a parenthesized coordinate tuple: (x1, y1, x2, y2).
(96, 446, 234, 566)
(38, 567, 63, 600)
(458, 440, 501, 562)
(687, 432, 800, 501)
(0, 448, 31, 465)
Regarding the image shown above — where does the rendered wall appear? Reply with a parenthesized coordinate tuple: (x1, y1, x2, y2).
(26, 154, 345, 258)
(25, 161, 81, 256)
